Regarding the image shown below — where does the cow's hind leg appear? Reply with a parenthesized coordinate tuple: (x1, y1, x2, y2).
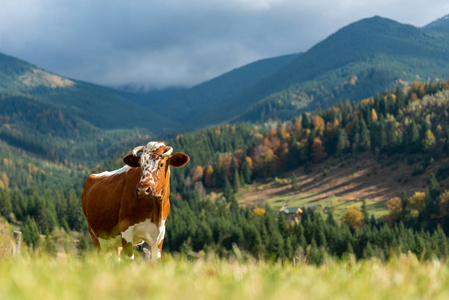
(88, 226, 101, 251)
(121, 238, 134, 260)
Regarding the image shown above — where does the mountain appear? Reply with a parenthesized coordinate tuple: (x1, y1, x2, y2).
(423, 14, 449, 33)
(111, 87, 187, 107)
(214, 16, 449, 123)
(141, 16, 449, 128)
(0, 52, 174, 132)
(0, 53, 175, 167)
(147, 53, 298, 127)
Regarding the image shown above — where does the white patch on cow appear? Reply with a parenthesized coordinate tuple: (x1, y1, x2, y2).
(121, 218, 164, 246)
(92, 165, 131, 177)
(119, 218, 166, 261)
(139, 142, 166, 186)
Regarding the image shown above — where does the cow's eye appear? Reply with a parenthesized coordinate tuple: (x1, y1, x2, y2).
(160, 163, 165, 168)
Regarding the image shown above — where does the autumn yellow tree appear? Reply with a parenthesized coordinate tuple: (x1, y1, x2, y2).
(311, 138, 327, 162)
(204, 164, 216, 187)
(386, 197, 402, 220)
(409, 191, 425, 217)
(312, 115, 325, 133)
(439, 190, 449, 217)
(189, 166, 204, 182)
(343, 205, 364, 229)
(422, 129, 436, 152)
(371, 108, 378, 122)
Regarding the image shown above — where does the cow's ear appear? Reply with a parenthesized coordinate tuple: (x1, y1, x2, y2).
(123, 153, 140, 168)
(168, 152, 189, 168)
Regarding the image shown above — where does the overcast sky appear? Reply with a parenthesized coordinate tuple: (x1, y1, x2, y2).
(0, 0, 448, 90)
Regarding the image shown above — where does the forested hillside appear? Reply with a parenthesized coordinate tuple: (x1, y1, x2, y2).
(137, 16, 449, 129)
(8, 79, 442, 261)
(3, 15, 449, 262)
(424, 14, 449, 33)
(0, 52, 173, 132)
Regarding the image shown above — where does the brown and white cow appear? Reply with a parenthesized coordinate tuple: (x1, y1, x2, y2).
(81, 141, 189, 261)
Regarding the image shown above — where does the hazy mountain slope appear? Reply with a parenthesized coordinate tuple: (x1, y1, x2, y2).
(0, 52, 174, 133)
(110, 87, 187, 107)
(0, 90, 155, 166)
(423, 14, 449, 33)
(152, 53, 298, 125)
(194, 16, 449, 125)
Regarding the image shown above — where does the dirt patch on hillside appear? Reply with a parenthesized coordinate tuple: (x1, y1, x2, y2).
(238, 153, 449, 206)
(19, 69, 75, 88)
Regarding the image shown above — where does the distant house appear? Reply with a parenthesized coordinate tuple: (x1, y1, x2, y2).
(279, 206, 303, 222)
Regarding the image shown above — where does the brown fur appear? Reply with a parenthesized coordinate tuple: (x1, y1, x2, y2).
(81, 150, 189, 259)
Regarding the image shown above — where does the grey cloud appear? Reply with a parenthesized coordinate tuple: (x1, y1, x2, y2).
(0, 0, 448, 89)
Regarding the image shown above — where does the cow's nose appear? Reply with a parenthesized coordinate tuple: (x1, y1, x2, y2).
(136, 184, 154, 197)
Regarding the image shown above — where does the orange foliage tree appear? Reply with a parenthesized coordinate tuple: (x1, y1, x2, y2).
(343, 205, 364, 229)
(311, 138, 327, 163)
(386, 197, 402, 220)
(189, 166, 204, 182)
(204, 164, 216, 187)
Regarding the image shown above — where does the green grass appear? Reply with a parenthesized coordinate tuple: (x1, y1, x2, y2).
(1, 254, 449, 299)
(262, 191, 389, 220)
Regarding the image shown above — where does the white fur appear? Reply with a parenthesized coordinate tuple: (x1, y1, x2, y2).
(92, 165, 131, 177)
(98, 219, 166, 261)
(121, 218, 166, 261)
(139, 142, 166, 186)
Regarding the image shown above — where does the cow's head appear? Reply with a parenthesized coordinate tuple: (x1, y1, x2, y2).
(123, 141, 189, 199)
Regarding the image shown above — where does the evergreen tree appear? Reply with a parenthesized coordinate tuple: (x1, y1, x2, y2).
(0, 188, 12, 221)
(222, 177, 235, 203)
(405, 121, 420, 153)
(21, 217, 40, 250)
(242, 158, 252, 184)
(336, 128, 350, 154)
(233, 169, 240, 193)
(291, 173, 300, 191)
(301, 113, 311, 129)
(359, 118, 370, 151)
(361, 199, 369, 225)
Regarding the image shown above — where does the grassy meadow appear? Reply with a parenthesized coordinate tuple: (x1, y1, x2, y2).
(1, 253, 449, 300)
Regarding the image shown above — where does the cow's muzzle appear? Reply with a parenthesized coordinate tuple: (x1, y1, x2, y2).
(136, 184, 163, 200)
(136, 183, 155, 198)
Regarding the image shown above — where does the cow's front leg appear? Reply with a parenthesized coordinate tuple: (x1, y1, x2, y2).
(121, 238, 134, 260)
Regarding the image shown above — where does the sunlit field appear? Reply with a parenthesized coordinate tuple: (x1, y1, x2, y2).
(1, 253, 449, 300)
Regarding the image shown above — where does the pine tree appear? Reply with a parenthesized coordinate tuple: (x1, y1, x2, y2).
(233, 169, 240, 193)
(405, 121, 420, 153)
(21, 217, 40, 250)
(0, 188, 12, 221)
(363, 241, 375, 259)
(223, 177, 235, 203)
(359, 118, 370, 151)
(242, 158, 252, 184)
(361, 199, 369, 225)
(336, 128, 350, 154)
(291, 173, 300, 191)
(301, 113, 311, 129)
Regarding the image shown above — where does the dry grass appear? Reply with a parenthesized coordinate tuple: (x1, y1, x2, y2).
(18, 68, 75, 88)
(1, 253, 449, 299)
(237, 153, 449, 217)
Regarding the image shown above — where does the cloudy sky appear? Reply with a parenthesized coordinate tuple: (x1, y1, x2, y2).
(1, 0, 448, 90)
